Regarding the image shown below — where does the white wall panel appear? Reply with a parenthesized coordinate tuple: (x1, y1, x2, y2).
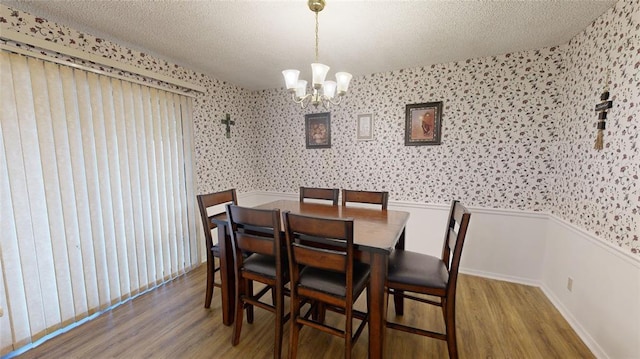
(542, 217, 640, 359)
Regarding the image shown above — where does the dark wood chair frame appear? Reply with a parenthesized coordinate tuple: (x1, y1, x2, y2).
(226, 204, 290, 359)
(386, 200, 471, 359)
(299, 186, 339, 206)
(283, 211, 369, 359)
(341, 189, 389, 210)
(197, 189, 238, 309)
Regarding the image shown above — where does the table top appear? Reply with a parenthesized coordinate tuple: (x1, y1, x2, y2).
(215, 200, 410, 254)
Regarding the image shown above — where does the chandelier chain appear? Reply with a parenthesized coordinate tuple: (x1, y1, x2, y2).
(315, 11, 319, 62)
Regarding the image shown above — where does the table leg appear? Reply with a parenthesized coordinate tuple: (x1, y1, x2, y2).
(217, 224, 235, 326)
(392, 228, 406, 316)
(368, 252, 388, 359)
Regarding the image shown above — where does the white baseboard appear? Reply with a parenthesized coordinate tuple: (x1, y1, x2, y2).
(539, 283, 609, 359)
(459, 267, 542, 287)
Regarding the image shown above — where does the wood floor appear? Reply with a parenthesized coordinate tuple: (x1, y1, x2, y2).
(16, 264, 594, 359)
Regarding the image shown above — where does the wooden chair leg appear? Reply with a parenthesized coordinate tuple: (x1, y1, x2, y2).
(445, 301, 458, 359)
(345, 305, 353, 359)
(393, 290, 404, 315)
(246, 280, 254, 324)
(232, 279, 245, 346)
(204, 255, 214, 308)
(273, 288, 283, 359)
(317, 302, 326, 323)
(271, 285, 277, 306)
(289, 297, 301, 359)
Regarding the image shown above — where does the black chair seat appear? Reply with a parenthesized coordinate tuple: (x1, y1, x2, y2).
(299, 262, 370, 298)
(388, 250, 448, 289)
(210, 244, 221, 257)
(242, 253, 279, 278)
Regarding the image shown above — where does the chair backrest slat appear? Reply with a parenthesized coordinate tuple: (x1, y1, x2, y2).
(235, 232, 276, 256)
(284, 212, 354, 284)
(300, 186, 339, 205)
(197, 189, 238, 243)
(285, 212, 349, 239)
(227, 204, 281, 259)
(440, 200, 471, 293)
(292, 243, 347, 272)
(199, 189, 237, 209)
(342, 189, 389, 210)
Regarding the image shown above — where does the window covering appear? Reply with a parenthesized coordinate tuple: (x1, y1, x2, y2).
(0, 50, 198, 353)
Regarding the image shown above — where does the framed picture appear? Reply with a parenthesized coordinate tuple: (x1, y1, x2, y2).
(405, 101, 443, 146)
(305, 112, 331, 149)
(356, 114, 374, 141)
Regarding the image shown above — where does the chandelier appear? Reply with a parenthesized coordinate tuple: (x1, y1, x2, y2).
(282, 0, 352, 109)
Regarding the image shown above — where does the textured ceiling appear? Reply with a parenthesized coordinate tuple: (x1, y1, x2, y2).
(4, 0, 616, 91)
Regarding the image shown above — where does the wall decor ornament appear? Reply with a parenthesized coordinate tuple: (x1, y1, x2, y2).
(594, 84, 613, 151)
(221, 113, 235, 138)
(405, 101, 443, 146)
(356, 114, 374, 141)
(305, 112, 331, 149)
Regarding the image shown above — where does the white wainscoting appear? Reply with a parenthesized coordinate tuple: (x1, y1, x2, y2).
(235, 191, 639, 359)
(541, 216, 640, 359)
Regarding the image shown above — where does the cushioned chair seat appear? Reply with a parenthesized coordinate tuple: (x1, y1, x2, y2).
(210, 244, 221, 257)
(242, 253, 285, 279)
(388, 250, 448, 289)
(299, 261, 370, 297)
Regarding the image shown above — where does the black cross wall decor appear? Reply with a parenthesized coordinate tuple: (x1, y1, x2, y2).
(221, 113, 235, 138)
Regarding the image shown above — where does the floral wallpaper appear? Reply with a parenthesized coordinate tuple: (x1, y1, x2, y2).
(552, 0, 639, 253)
(252, 0, 638, 255)
(1, 1, 638, 256)
(253, 49, 561, 213)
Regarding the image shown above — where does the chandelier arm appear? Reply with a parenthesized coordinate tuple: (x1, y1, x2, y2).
(322, 95, 343, 106)
(301, 95, 311, 109)
(291, 92, 312, 109)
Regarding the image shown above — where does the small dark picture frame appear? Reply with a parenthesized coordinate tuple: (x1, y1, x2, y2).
(305, 112, 331, 149)
(405, 101, 443, 146)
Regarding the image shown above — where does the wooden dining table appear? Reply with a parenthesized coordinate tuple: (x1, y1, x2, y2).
(212, 199, 410, 359)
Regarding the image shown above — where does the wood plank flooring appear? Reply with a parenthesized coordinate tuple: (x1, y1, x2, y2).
(16, 264, 594, 358)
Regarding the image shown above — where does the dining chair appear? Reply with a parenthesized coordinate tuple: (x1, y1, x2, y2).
(386, 200, 471, 359)
(283, 211, 369, 359)
(196, 189, 238, 309)
(299, 186, 339, 205)
(341, 189, 389, 210)
(226, 204, 289, 359)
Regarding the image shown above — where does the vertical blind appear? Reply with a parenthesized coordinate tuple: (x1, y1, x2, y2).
(0, 50, 199, 353)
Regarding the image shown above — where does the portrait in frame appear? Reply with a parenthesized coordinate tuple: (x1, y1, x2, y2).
(356, 113, 374, 141)
(404, 101, 443, 146)
(305, 112, 331, 149)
